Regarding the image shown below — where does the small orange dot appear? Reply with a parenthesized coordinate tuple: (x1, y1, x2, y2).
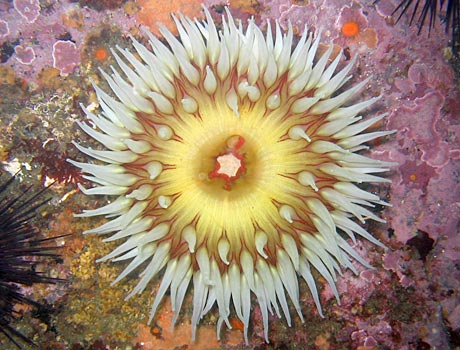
(409, 174, 417, 181)
(341, 21, 359, 37)
(94, 47, 108, 61)
(151, 326, 161, 335)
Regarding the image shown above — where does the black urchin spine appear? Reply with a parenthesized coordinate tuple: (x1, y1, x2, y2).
(0, 173, 64, 348)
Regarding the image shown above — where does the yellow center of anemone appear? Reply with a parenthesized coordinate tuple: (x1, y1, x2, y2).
(154, 92, 310, 263)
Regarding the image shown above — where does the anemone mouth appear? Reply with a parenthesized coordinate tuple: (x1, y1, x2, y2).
(69, 6, 396, 344)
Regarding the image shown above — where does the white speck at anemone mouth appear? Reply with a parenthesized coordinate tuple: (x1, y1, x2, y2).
(68, 6, 397, 344)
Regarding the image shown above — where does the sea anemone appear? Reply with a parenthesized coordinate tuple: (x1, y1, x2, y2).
(69, 7, 395, 343)
(0, 173, 63, 348)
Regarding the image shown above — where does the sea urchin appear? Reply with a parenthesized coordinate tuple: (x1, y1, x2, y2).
(69, 7, 395, 343)
(0, 173, 62, 348)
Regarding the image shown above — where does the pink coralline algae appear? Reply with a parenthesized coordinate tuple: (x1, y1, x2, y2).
(389, 91, 450, 168)
(14, 44, 35, 65)
(383, 250, 415, 287)
(0, 1, 138, 82)
(0, 19, 9, 38)
(13, 0, 40, 24)
(52, 40, 81, 76)
(385, 90, 459, 244)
